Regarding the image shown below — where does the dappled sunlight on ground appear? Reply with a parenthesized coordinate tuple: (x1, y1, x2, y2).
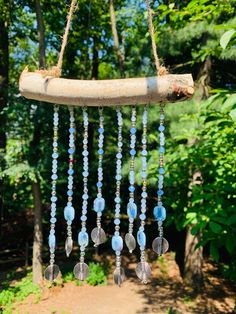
(14, 253, 236, 314)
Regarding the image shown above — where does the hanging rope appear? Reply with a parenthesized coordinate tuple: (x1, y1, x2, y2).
(38, 0, 77, 77)
(38, 0, 167, 77)
(145, 0, 167, 76)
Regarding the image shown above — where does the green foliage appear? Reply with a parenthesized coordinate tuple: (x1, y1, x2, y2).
(0, 272, 41, 313)
(148, 91, 236, 280)
(86, 262, 108, 286)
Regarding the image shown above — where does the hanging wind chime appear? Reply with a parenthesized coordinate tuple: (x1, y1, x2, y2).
(19, 0, 194, 285)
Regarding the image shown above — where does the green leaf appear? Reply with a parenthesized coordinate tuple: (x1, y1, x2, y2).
(210, 242, 219, 262)
(222, 94, 236, 111)
(229, 109, 236, 121)
(226, 236, 235, 254)
(220, 29, 236, 49)
(209, 221, 222, 233)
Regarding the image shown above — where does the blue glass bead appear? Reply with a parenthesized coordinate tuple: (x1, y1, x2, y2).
(112, 235, 123, 251)
(68, 169, 74, 175)
(114, 218, 120, 225)
(160, 114, 165, 120)
(93, 197, 105, 212)
(137, 230, 146, 247)
(153, 205, 166, 221)
(68, 148, 75, 154)
(129, 186, 135, 192)
(115, 175, 122, 181)
(67, 190, 73, 196)
(51, 196, 57, 202)
(96, 182, 103, 188)
(139, 213, 146, 220)
(51, 174, 58, 180)
(50, 217, 57, 224)
(142, 150, 148, 156)
(98, 149, 104, 155)
(52, 153, 58, 159)
(158, 125, 165, 132)
(157, 189, 164, 196)
(127, 202, 137, 218)
(69, 127, 75, 133)
(78, 231, 89, 247)
(116, 153, 122, 159)
(159, 167, 165, 174)
(130, 127, 136, 134)
(130, 149, 136, 156)
(159, 146, 165, 153)
(81, 215, 87, 221)
(64, 206, 75, 221)
(48, 234, 56, 249)
(141, 192, 147, 198)
(98, 127, 104, 133)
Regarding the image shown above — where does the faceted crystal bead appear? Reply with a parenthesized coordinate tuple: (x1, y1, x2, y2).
(48, 234, 56, 249)
(64, 206, 75, 222)
(44, 264, 60, 281)
(93, 197, 105, 213)
(135, 261, 151, 284)
(112, 235, 123, 252)
(137, 230, 146, 247)
(125, 233, 136, 253)
(78, 231, 89, 247)
(65, 236, 73, 257)
(152, 237, 169, 255)
(113, 267, 125, 286)
(73, 262, 89, 281)
(127, 202, 137, 219)
(91, 227, 106, 246)
(153, 206, 166, 221)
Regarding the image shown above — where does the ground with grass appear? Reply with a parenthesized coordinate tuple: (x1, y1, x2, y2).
(7, 252, 236, 314)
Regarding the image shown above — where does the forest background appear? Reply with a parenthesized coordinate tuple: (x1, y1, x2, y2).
(0, 0, 236, 312)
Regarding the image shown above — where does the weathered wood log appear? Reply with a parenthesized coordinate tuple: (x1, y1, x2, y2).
(19, 68, 194, 106)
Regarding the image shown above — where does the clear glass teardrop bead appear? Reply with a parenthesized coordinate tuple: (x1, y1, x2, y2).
(125, 233, 136, 253)
(65, 237, 73, 257)
(44, 264, 60, 281)
(135, 261, 151, 284)
(91, 227, 106, 246)
(73, 262, 89, 281)
(113, 267, 125, 286)
(152, 236, 169, 255)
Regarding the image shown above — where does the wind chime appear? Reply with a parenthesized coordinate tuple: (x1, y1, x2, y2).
(19, 0, 194, 285)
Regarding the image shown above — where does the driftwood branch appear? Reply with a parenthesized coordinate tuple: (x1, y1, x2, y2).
(19, 69, 194, 106)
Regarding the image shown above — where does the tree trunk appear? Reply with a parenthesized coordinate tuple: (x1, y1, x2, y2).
(109, 0, 125, 77)
(35, 0, 46, 68)
(31, 0, 46, 284)
(184, 226, 203, 289)
(91, 35, 99, 79)
(0, 2, 9, 237)
(183, 57, 212, 289)
(32, 180, 43, 284)
(184, 171, 204, 289)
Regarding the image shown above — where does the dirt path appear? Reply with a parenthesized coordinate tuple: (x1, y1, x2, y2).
(14, 254, 236, 314)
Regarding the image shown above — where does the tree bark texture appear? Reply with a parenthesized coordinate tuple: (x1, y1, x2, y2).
(32, 0, 46, 284)
(0, 2, 9, 236)
(35, 0, 46, 68)
(32, 180, 43, 284)
(109, 0, 125, 77)
(19, 70, 194, 106)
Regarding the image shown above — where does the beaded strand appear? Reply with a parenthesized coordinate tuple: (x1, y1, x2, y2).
(135, 105, 152, 283)
(73, 108, 89, 281)
(112, 108, 125, 286)
(44, 105, 60, 281)
(152, 104, 169, 256)
(125, 106, 137, 253)
(64, 107, 76, 257)
(91, 108, 106, 246)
